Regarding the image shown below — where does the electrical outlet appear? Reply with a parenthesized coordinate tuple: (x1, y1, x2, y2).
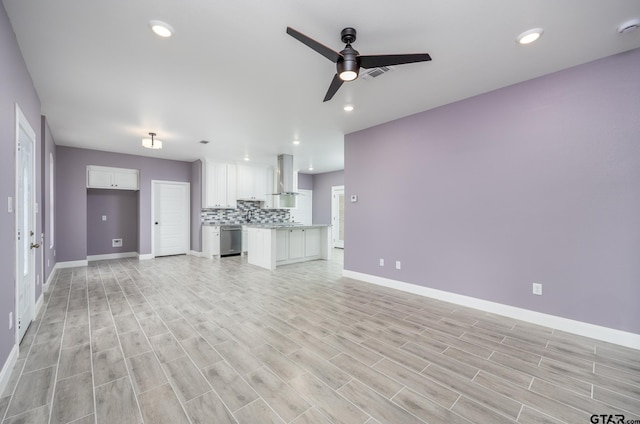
(379, 259, 384, 267)
(395, 261, 401, 270)
(9, 312, 12, 329)
(532, 283, 542, 296)
(112, 238, 123, 247)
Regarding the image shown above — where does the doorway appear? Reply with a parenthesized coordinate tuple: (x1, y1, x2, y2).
(152, 181, 190, 257)
(15, 105, 37, 342)
(331, 185, 344, 248)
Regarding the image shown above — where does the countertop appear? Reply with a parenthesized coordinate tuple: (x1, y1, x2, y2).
(244, 223, 331, 229)
(203, 222, 330, 229)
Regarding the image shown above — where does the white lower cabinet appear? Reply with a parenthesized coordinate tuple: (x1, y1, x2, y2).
(276, 230, 289, 261)
(242, 226, 248, 253)
(304, 228, 321, 257)
(277, 228, 322, 263)
(202, 225, 220, 258)
(248, 226, 330, 270)
(288, 229, 305, 260)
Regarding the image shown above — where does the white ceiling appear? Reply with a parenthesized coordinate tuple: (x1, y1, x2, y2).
(4, 0, 640, 173)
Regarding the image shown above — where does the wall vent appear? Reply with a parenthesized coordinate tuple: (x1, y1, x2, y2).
(360, 66, 394, 80)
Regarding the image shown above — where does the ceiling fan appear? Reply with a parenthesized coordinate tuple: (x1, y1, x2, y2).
(286, 26, 432, 102)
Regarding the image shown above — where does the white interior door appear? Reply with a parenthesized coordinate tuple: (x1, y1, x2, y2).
(153, 181, 190, 257)
(16, 105, 37, 342)
(331, 186, 344, 248)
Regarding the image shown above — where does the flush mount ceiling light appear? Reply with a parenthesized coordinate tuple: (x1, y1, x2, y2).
(517, 28, 544, 45)
(142, 132, 162, 149)
(308, 166, 314, 171)
(149, 20, 174, 38)
(244, 156, 250, 161)
(292, 140, 301, 145)
(618, 18, 640, 34)
(343, 105, 354, 112)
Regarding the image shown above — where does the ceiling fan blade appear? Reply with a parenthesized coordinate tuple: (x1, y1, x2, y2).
(286, 27, 341, 63)
(359, 53, 432, 69)
(323, 74, 344, 102)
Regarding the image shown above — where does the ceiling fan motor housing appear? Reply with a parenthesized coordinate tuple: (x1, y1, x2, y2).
(338, 44, 360, 80)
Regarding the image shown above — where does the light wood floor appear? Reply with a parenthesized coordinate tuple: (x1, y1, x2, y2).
(1, 250, 639, 424)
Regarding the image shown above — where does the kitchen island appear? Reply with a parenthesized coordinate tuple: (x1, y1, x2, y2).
(247, 224, 332, 270)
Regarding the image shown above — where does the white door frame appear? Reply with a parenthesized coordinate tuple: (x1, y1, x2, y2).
(331, 185, 344, 248)
(14, 104, 37, 343)
(151, 180, 190, 257)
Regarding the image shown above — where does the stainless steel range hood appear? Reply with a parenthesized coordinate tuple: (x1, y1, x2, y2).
(273, 154, 298, 208)
(275, 154, 298, 195)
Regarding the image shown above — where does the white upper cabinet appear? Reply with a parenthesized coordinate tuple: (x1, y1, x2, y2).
(87, 165, 139, 190)
(263, 167, 275, 209)
(237, 164, 272, 202)
(202, 159, 237, 208)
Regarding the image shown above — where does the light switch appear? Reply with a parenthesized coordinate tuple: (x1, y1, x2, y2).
(102, 215, 107, 221)
(8, 197, 12, 213)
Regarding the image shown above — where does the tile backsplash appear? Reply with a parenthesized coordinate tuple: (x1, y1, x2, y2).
(201, 200, 290, 225)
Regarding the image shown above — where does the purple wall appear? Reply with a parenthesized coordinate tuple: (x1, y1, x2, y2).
(345, 48, 640, 334)
(190, 160, 202, 252)
(56, 146, 192, 261)
(87, 189, 139, 255)
(297, 173, 313, 190)
(41, 117, 56, 284)
(1, 3, 43, 372)
(311, 170, 344, 225)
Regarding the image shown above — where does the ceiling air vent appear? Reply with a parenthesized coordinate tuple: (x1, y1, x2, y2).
(360, 66, 394, 80)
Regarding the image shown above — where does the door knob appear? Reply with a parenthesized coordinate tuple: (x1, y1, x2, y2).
(30, 243, 40, 249)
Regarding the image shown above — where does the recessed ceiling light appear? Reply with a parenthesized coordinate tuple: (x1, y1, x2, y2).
(618, 18, 640, 34)
(308, 166, 314, 171)
(516, 28, 544, 45)
(149, 20, 174, 38)
(244, 156, 250, 161)
(343, 105, 354, 112)
(292, 140, 301, 145)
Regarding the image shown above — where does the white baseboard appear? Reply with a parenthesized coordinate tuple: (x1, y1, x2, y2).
(35, 293, 44, 317)
(56, 259, 89, 269)
(0, 344, 18, 398)
(138, 253, 154, 260)
(187, 250, 206, 258)
(87, 252, 138, 261)
(343, 270, 640, 350)
(43, 266, 57, 292)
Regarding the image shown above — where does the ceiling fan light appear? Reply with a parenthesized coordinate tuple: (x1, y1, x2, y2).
(337, 58, 359, 82)
(339, 70, 358, 81)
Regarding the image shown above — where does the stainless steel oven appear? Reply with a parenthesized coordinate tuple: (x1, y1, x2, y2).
(220, 225, 242, 256)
